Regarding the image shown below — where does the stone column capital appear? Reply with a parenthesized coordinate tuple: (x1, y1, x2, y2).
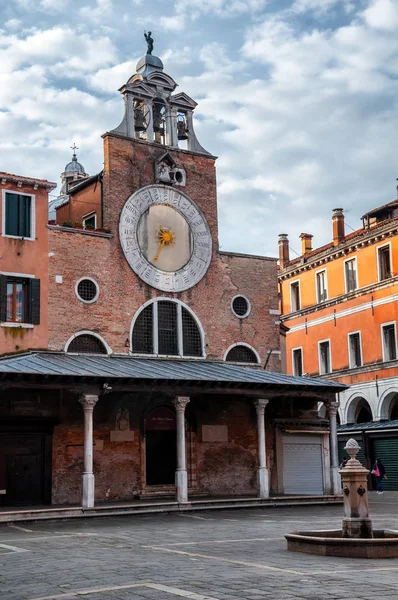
(254, 399, 269, 415)
(325, 399, 340, 416)
(79, 394, 99, 411)
(173, 396, 190, 412)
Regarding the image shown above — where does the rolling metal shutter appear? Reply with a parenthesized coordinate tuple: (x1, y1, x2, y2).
(283, 435, 324, 495)
(372, 438, 398, 491)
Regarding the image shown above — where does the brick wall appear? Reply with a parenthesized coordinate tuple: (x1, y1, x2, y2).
(48, 134, 280, 365)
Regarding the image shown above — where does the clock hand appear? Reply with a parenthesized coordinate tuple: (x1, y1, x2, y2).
(154, 239, 166, 262)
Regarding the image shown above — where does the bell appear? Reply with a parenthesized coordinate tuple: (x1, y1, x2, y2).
(177, 119, 188, 141)
(134, 109, 146, 132)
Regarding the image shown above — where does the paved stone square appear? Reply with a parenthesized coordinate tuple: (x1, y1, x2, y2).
(1, 494, 398, 600)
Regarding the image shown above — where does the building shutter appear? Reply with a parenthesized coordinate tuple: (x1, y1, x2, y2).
(283, 435, 324, 495)
(29, 278, 40, 324)
(5, 193, 18, 236)
(372, 438, 398, 491)
(20, 195, 31, 238)
(0, 275, 7, 322)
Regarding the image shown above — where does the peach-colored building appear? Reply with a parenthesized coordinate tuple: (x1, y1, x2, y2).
(279, 193, 398, 488)
(0, 172, 56, 355)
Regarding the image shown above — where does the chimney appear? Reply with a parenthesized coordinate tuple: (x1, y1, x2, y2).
(278, 234, 290, 268)
(332, 208, 345, 246)
(299, 233, 313, 255)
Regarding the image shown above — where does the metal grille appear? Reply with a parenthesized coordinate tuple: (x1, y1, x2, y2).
(68, 334, 107, 354)
(232, 296, 249, 317)
(182, 307, 202, 356)
(226, 345, 258, 364)
(132, 304, 153, 354)
(77, 279, 97, 302)
(158, 301, 178, 355)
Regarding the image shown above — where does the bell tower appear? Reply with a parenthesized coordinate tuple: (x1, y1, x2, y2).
(102, 33, 218, 250)
(110, 34, 210, 155)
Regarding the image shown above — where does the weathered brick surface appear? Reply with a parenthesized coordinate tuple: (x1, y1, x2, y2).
(48, 134, 280, 365)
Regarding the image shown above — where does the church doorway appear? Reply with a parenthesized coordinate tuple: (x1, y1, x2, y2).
(145, 407, 176, 486)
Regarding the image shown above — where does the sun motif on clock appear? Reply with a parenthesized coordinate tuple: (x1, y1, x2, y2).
(119, 185, 212, 292)
(154, 226, 176, 262)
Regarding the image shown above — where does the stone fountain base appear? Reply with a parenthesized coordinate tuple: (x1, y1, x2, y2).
(285, 529, 398, 558)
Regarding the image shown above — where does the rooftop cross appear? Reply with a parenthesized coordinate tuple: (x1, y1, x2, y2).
(70, 143, 79, 159)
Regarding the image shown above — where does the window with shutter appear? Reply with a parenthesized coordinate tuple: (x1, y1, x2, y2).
(4, 192, 33, 238)
(0, 276, 40, 324)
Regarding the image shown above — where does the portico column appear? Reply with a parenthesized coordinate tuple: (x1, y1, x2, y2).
(79, 394, 99, 509)
(254, 399, 269, 499)
(173, 396, 190, 503)
(327, 398, 341, 495)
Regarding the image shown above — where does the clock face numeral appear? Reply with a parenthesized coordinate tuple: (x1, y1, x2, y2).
(119, 184, 212, 292)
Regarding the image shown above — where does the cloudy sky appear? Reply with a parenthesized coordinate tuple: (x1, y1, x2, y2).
(0, 0, 397, 257)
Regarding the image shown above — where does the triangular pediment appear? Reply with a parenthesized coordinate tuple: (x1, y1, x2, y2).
(123, 80, 156, 98)
(155, 151, 177, 167)
(171, 92, 197, 110)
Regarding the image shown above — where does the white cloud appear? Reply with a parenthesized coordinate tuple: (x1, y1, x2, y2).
(79, 0, 113, 22)
(362, 0, 398, 30)
(159, 14, 186, 31)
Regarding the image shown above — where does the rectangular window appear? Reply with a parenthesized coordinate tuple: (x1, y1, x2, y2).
(378, 245, 391, 281)
(382, 323, 397, 361)
(319, 340, 331, 374)
(292, 348, 303, 376)
(345, 258, 357, 293)
(0, 275, 40, 324)
(316, 270, 328, 302)
(290, 281, 300, 312)
(83, 212, 97, 229)
(348, 332, 362, 368)
(4, 192, 32, 238)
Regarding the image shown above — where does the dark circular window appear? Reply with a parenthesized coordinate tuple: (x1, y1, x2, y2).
(76, 278, 99, 303)
(231, 295, 251, 318)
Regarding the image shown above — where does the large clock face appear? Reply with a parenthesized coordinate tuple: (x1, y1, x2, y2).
(119, 185, 212, 292)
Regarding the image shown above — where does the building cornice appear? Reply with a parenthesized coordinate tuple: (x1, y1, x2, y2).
(279, 219, 398, 280)
(281, 276, 398, 321)
(0, 172, 56, 191)
(313, 359, 398, 380)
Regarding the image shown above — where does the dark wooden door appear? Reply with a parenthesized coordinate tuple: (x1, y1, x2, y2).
(0, 434, 49, 506)
(146, 431, 176, 485)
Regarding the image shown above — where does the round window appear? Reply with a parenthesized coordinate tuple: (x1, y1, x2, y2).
(231, 295, 251, 318)
(76, 278, 99, 303)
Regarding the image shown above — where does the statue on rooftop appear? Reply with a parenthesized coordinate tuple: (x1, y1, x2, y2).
(144, 31, 154, 55)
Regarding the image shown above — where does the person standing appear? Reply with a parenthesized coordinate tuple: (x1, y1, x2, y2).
(372, 458, 387, 494)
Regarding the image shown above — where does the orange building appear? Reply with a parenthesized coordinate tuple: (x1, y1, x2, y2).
(279, 193, 398, 488)
(0, 172, 56, 355)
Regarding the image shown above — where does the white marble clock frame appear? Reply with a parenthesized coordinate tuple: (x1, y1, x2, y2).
(119, 184, 212, 292)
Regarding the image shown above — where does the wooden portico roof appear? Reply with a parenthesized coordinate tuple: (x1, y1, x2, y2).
(0, 352, 347, 398)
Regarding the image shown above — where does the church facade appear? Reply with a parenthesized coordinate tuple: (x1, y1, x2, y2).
(0, 47, 345, 510)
